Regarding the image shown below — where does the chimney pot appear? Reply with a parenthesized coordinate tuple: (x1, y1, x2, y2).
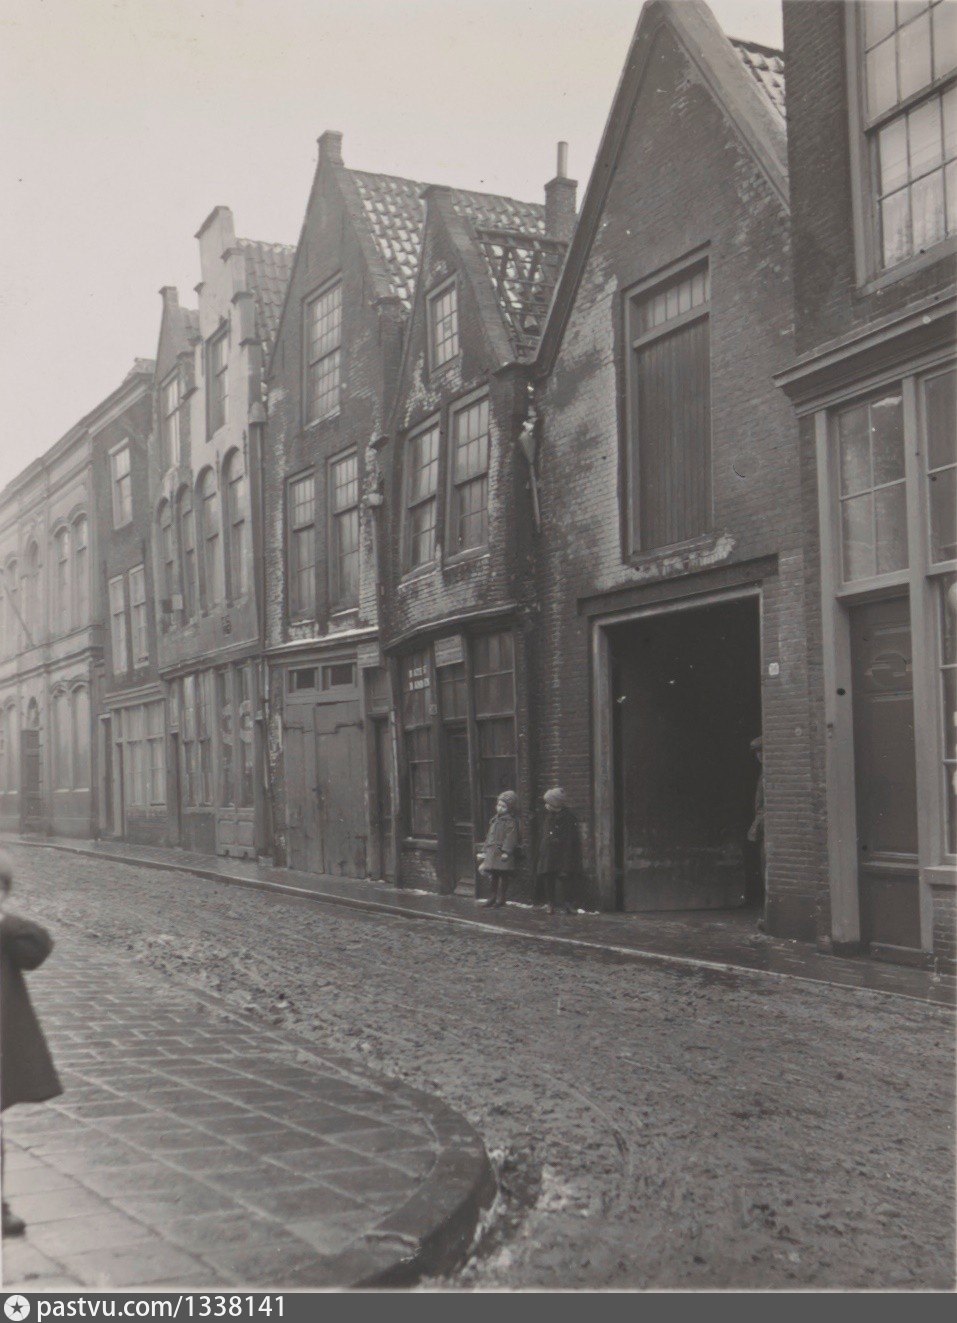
(318, 130, 344, 166)
(545, 143, 577, 243)
(556, 141, 569, 178)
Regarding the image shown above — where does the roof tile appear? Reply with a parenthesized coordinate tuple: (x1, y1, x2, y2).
(730, 38, 786, 119)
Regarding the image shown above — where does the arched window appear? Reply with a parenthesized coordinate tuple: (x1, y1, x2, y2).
(53, 527, 71, 631)
(23, 542, 40, 643)
(53, 688, 71, 789)
(72, 686, 91, 789)
(0, 566, 7, 658)
(5, 559, 19, 655)
(1, 704, 17, 792)
(198, 469, 222, 608)
(157, 500, 176, 603)
(223, 450, 248, 600)
(72, 516, 89, 626)
(176, 486, 197, 619)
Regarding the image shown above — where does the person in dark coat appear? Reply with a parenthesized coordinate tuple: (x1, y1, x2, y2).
(0, 848, 62, 1237)
(536, 787, 582, 915)
(477, 790, 520, 908)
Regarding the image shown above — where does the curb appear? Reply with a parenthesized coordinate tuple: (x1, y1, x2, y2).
(8, 835, 955, 1011)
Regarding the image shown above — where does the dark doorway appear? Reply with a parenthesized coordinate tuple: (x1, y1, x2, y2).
(445, 725, 476, 893)
(609, 595, 762, 911)
(849, 595, 920, 951)
(373, 717, 395, 882)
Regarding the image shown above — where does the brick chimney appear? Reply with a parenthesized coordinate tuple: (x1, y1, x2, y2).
(544, 141, 577, 243)
(318, 130, 344, 167)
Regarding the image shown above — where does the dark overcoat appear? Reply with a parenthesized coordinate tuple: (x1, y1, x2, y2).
(479, 812, 520, 873)
(535, 807, 583, 877)
(1, 913, 62, 1111)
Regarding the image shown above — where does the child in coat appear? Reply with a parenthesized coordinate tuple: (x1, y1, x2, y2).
(478, 790, 520, 909)
(0, 848, 62, 1237)
(535, 787, 582, 915)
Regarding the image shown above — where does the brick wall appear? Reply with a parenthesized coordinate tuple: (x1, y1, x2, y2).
(532, 22, 825, 933)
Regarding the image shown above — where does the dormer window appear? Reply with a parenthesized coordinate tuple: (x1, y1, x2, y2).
(207, 328, 229, 436)
(429, 281, 459, 370)
(305, 279, 342, 423)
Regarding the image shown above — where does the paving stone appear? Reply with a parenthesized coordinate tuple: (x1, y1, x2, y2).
(4, 1188, 113, 1226)
(28, 1210, 154, 1258)
(58, 1241, 216, 1290)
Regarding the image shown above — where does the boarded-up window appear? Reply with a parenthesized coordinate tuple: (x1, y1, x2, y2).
(628, 264, 711, 553)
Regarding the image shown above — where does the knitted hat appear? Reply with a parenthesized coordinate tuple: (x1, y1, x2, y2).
(544, 787, 567, 808)
(750, 736, 763, 752)
(497, 790, 519, 811)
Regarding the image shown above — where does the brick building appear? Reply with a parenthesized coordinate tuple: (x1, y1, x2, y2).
(149, 210, 294, 858)
(529, 0, 822, 935)
(777, 0, 957, 968)
(377, 174, 568, 895)
(0, 362, 153, 839)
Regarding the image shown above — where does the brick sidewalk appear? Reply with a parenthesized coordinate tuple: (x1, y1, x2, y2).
(0, 921, 494, 1290)
(5, 834, 954, 1007)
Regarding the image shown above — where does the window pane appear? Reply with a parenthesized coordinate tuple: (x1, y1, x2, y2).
(882, 187, 912, 265)
(930, 465, 957, 560)
(871, 393, 905, 484)
(947, 158, 957, 231)
(911, 168, 946, 248)
(866, 0, 897, 46)
(899, 9, 933, 100)
(935, 0, 957, 78)
(842, 493, 875, 580)
(910, 97, 944, 175)
(838, 404, 872, 494)
(879, 116, 910, 193)
(874, 482, 909, 572)
(924, 368, 957, 469)
(867, 37, 898, 117)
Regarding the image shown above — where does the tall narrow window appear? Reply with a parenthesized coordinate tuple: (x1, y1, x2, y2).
(238, 665, 254, 808)
(449, 396, 490, 554)
(938, 573, 957, 855)
(405, 422, 440, 569)
(429, 281, 459, 369)
(53, 527, 71, 630)
(402, 650, 436, 837)
(224, 450, 248, 600)
(305, 281, 342, 422)
(147, 701, 166, 805)
(198, 671, 213, 805)
(72, 517, 88, 626)
(109, 575, 128, 672)
(218, 669, 234, 807)
(182, 675, 197, 806)
(835, 389, 908, 581)
(177, 486, 197, 619)
(207, 329, 229, 436)
(330, 451, 359, 608)
(921, 365, 957, 563)
(129, 565, 149, 665)
(858, 2, 957, 271)
(72, 686, 90, 789)
(198, 469, 222, 608)
(287, 473, 316, 618)
(157, 500, 176, 604)
(628, 263, 711, 553)
(111, 445, 132, 527)
(161, 371, 181, 468)
(23, 543, 40, 643)
(5, 559, 19, 654)
(472, 631, 517, 826)
(53, 690, 71, 789)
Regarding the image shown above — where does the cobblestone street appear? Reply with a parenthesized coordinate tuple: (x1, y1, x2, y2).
(3, 843, 955, 1290)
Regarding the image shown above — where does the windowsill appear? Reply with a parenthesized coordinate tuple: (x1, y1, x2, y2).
(430, 355, 461, 380)
(857, 235, 957, 296)
(402, 837, 439, 851)
(444, 547, 490, 569)
(834, 568, 910, 600)
(303, 409, 341, 430)
(625, 532, 717, 568)
(329, 605, 359, 619)
(399, 563, 438, 585)
(925, 864, 957, 889)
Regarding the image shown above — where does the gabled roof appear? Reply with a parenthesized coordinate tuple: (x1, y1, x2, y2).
(237, 237, 296, 351)
(536, 0, 789, 376)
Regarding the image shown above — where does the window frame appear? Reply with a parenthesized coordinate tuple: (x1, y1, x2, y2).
(206, 326, 229, 438)
(402, 416, 442, 574)
(847, 0, 957, 287)
(428, 278, 460, 373)
(110, 442, 133, 528)
(328, 448, 360, 611)
(303, 277, 343, 425)
(161, 369, 182, 468)
(223, 448, 248, 603)
(622, 251, 713, 559)
(72, 515, 89, 627)
(108, 573, 129, 674)
(53, 525, 71, 631)
(197, 467, 222, 610)
(286, 469, 317, 620)
(446, 390, 491, 561)
(129, 563, 149, 667)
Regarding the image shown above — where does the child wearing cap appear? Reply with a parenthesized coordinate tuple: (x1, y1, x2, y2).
(477, 791, 520, 909)
(536, 787, 582, 915)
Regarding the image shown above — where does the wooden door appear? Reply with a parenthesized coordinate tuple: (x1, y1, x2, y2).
(313, 699, 366, 877)
(373, 718, 395, 882)
(850, 596, 920, 950)
(19, 728, 41, 832)
(445, 724, 476, 893)
(284, 719, 319, 874)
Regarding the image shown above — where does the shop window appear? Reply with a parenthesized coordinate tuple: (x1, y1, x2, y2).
(939, 572, 957, 854)
(238, 666, 254, 808)
(402, 650, 436, 837)
(472, 631, 517, 824)
(921, 366, 957, 562)
(835, 389, 908, 581)
(219, 670, 234, 807)
(439, 661, 468, 720)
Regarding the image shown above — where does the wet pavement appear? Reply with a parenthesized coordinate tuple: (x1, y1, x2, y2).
(0, 915, 494, 1290)
(7, 834, 954, 1007)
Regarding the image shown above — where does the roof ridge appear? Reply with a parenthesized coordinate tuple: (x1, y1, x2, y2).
(236, 235, 297, 253)
(729, 36, 784, 60)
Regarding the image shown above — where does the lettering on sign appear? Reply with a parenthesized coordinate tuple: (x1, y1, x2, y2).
(434, 635, 464, 668)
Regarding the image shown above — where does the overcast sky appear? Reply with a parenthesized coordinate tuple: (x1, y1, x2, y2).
(0, 0, 783, 491)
